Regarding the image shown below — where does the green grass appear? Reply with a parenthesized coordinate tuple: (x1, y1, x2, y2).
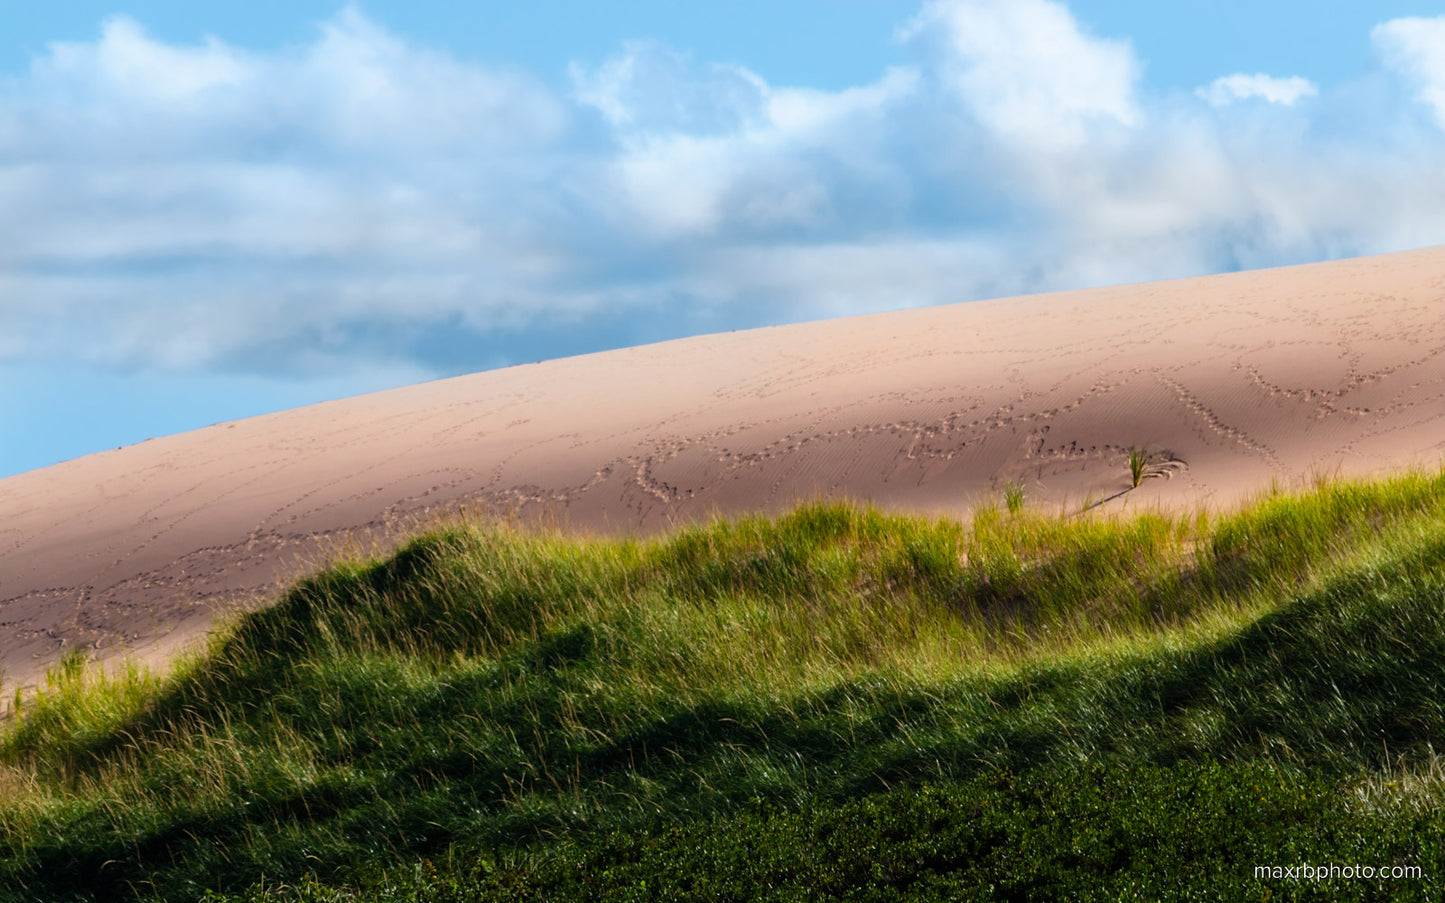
(5, 468, 1445, 901)
(1003, 478, 1026, 515)
(1128, 446, 1150, 488)
(202, 764, 1443, 902)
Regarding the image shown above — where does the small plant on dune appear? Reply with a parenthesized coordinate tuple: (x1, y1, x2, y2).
(1311, 460, 1344, 491)
(1128, 446, 1150, 489)
(1003, 479, 1025, 516)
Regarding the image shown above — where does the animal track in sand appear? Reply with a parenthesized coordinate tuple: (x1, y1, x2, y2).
(1156, 376, 1281, 468)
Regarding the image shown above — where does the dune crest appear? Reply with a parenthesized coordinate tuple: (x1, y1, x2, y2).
(3, 246, 1444, 690)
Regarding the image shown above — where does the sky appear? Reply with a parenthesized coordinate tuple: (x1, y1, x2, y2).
(2, 0, 1444, 478)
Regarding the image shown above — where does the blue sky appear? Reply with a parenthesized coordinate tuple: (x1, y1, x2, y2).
(3, 0, 1444, 478)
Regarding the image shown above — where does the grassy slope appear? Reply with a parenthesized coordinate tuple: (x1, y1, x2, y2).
(5, 472, 1445, 900)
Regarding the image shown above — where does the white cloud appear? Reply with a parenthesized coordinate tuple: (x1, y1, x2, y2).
(766, 68, 919, 133)
(898, 0, 1141, 147)
(33, 15, 251, 106)
(570, 41, 768, 135)
(572, 44, 918, 237)
(1196, 73, 1318, 107)
(1373, 15, 1445, 128)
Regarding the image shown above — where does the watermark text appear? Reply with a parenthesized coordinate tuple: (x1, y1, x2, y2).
(1255, 863, 1422, 881)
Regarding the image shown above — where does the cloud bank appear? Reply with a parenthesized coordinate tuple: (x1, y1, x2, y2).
(3, 1, 1444, 379)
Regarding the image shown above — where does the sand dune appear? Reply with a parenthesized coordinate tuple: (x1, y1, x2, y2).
(2, 246, 1444, 692)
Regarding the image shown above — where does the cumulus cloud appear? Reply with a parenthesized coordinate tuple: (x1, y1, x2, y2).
(898, 0, 1140, 146)
(37, 16, 251, 105)
(1196, 73, 1318, 107)
(1373, 16, 1445, 128)
(570, 41, 769, 135)
(569, 41, 919, 238)
(2, 2, 1445, 383)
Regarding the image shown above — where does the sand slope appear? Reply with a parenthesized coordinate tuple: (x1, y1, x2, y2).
(2, 246, 1444, 690)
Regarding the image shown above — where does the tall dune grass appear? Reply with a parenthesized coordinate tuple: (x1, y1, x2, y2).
(5, 468, 1445, 900)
